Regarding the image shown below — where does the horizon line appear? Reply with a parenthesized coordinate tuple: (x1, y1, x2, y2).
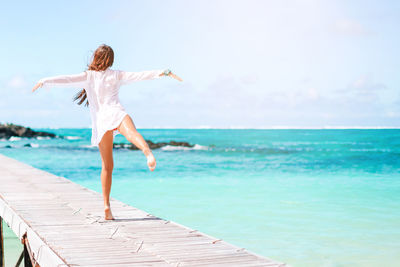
(35, 126, 400, 130)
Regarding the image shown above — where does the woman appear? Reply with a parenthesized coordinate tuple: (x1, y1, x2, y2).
(32, 44, 182, 220)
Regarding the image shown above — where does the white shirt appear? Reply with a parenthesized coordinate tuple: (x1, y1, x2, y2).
(38, 68, 165, 146)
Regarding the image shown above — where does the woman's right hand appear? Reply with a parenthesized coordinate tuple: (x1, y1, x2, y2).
(32, 82, 43, 92)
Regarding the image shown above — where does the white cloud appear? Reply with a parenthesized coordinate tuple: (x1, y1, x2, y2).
(332, 18, 371, 36)
(334, 74, 388, 104)
(306, 87, 319, 100)
(384, 111, 400, 118)
(240, 74, 259, 85)
(351, 74, 386, 92)
(342, 74, 388, 105)
(6, 74, 28, 89)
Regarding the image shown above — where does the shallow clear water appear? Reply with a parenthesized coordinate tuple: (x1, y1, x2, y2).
(1, 129, 400, 266)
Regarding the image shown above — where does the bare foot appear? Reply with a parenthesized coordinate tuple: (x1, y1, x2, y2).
(147, 154, 156, 171)
(104, 206, 114, 220)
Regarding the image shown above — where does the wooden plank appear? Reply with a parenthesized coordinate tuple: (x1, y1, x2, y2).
(0, 154, 287, 267)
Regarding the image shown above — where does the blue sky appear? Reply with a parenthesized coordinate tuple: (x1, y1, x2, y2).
(1, 0, 399, 128)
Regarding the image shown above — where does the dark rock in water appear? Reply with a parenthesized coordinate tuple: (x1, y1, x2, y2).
(4, 145, 12, 148)
(0, 123, 57, 140)
(113, 140, 194, 150)
(24, 143, 32, 147)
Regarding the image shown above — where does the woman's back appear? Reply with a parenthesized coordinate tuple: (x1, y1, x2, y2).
(86, 68, 121, 110)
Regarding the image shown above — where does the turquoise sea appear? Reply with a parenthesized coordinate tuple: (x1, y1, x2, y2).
(1, 129, 400, 267)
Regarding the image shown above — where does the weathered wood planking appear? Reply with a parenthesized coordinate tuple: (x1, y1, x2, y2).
(0, 154, 288, 267)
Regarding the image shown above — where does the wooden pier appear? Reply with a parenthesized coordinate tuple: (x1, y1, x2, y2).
(0, 154, 287, 267)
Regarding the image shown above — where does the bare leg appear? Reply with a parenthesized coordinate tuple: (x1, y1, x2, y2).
(98, 130, 115, 220)
(117, 115, 156, 171)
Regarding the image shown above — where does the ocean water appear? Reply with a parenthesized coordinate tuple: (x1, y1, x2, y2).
(1, 129, 400, 267)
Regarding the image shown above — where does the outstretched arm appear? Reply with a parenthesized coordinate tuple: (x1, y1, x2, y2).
(117, 69, 165, 86)
(32, 71, 88, 92)
(118, 69, 183, 86)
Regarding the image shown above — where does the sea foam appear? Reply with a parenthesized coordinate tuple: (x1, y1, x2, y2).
(161, 144, 208, 151)
(65, 136, 81, 140)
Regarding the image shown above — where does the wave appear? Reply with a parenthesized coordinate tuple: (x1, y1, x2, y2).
(25, 143, 40, 148)
(113, 143, 131, 149)
(2, 143, 397, 156)
(221, 147, 298, 154)
(1, 143, 208, 152)
(349, 148, 392, 152)
(36, 136, 51, 140)
(65, 136, 82, 140)
(81, 145, 97, 149)
(1, 143, 40, 148)
(161, 144, 208, 151)
(2, 144, 15, 148)
(1, 136, 60, 141)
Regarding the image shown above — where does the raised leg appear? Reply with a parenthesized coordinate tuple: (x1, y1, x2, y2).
(98, 130, 115, 220)
(117, 115, 156, 171)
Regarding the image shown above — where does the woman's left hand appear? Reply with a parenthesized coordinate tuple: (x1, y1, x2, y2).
(32, 82, 43, 92)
